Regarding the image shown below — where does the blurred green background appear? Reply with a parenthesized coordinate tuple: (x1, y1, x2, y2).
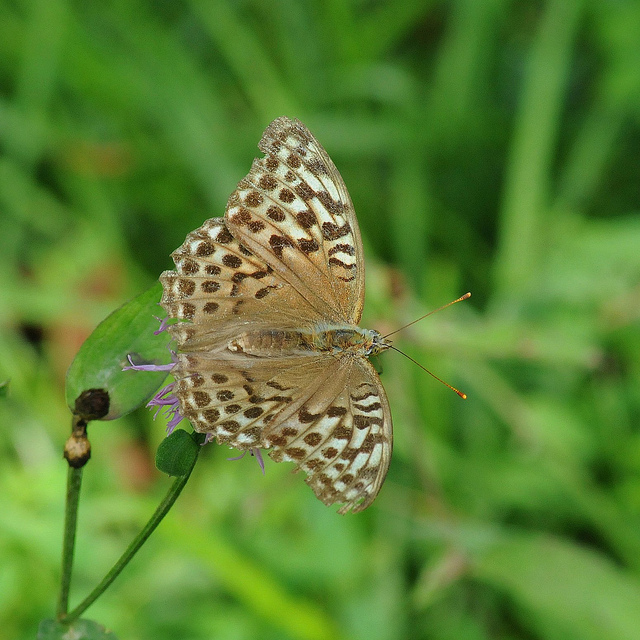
(2, 0, 640, 638)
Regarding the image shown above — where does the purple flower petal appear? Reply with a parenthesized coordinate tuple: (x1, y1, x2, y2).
(124, 324, 184, 432)
(145, 381, 184, 433)
(227, 448, 266, 474)
(153, 316, 171, 335)
(252, 448, 266, 475)
(123, 355, 176, 372)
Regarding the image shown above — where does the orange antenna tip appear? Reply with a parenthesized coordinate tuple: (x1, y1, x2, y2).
(390, 346, 467, 399)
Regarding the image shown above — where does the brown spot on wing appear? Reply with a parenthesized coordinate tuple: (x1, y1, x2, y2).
(265, 156, 279, 171)
(299, 408, 321, 423)
(295, 182, 315, 201)
(279, 188, 295, 204)
(230, 208, 252, 225)
(258, 174, 278, 191)
(328, 243, 355, 256)
(222, 254, 242, 268)
(296, 210, 317, 229)
(304, 432, 323, 446)
(193, 391, 211, 407)
(244, 191, 264, 207)
(267, 205, 285, 222)
(178, 279, 196, 296)
(287, 153, 302, 168)
(201, 281, 220, 293)
(322, 221, 351, 240)
(298, 238, 319, 254)
(269, 234, 293, 258)
(353, 415, 383, 430)
(195, 242, 215, 257)
(248, 220, 266, 233)
(215, 228, 233, 244)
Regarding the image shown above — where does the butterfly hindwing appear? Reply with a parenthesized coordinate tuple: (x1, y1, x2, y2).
(266, 357, 392, 514)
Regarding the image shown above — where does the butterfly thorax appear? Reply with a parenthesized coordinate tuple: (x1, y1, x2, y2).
(228, 324, 391, 359)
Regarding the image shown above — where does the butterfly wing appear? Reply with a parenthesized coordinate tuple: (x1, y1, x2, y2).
(171, 347, 392, 514)
(159, 117, 393, 513)
(225, 117, 366, 324)
(166, 350, 331, 448)
(265, 355, 392, 514)
(160, 217, 326, 352)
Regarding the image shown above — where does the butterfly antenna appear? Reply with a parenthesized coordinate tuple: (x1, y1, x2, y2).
(390, 346, 467, 399)
(383, 292, 471, 339)
(383, 292, 470, 399)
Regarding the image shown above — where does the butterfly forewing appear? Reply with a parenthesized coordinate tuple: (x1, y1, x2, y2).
(225, 117, 365, 323)
(160, 117, 392, 513)
(161, 217, 323, 352)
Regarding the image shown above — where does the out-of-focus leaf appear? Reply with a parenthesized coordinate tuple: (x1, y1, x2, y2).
(65, 282, 171, 420)
(38, 617, 119, 640)
(473, 533, 640, 640)
(155, 429, 200, 476)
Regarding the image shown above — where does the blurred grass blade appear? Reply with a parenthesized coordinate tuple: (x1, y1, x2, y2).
(65, 282, 171, 420)
(474, 533, 640, 640)
(492, 0, 583, 299)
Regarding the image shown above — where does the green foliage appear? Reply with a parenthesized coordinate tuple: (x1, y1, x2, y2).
(1, 0, 639, 639)
(155, 429, 200, 477)
(65, 283, 169, 420)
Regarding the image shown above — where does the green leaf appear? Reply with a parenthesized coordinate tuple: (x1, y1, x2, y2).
(155, 429, 200, 476)
(65, 282, 172, 420)
(473, 533, 640, 640)
(38, 618, 119, 640)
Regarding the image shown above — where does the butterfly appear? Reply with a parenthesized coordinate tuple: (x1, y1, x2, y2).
(160, 117, 392, 513)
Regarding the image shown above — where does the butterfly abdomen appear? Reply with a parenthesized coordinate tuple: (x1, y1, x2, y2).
(228, 329, 316, 356)
(228, 325, 390, 358)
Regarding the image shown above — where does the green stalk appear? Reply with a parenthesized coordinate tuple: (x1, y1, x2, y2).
(60, 442, 201, 625)
(56, 467, 84, 619)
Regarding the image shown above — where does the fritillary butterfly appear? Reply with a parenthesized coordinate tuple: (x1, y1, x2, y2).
(160, 117, 392, 513)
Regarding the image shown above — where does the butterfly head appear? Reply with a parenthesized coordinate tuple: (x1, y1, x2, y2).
(363, 329, 392, 357)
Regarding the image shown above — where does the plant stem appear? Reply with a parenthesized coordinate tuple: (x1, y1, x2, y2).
(61, 444, 200, 624)
(56, 466, 84, 619)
